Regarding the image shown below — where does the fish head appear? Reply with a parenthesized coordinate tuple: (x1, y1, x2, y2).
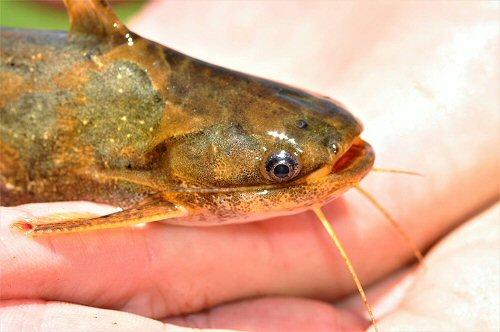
(160, 78, 375, 223)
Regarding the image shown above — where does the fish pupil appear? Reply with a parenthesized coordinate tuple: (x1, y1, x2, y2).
(273, 164, 291, 178)
(263, 151, 301, 182)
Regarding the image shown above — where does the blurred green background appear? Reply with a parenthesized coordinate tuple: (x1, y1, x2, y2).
(0, 0, 145, 30)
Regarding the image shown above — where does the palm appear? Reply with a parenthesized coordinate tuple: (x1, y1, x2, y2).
(1, 1, 498, 331)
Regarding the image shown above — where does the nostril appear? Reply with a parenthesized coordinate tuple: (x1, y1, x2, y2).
(330, 141, 340, 155)
(296, 119, 309, 129)
(322, 137, 341, 156)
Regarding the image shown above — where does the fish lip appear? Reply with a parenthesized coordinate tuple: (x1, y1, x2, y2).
(329, 138, 375, 181)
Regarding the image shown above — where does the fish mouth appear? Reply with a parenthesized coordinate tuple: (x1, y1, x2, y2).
(304, 138, 375, 185)
(331, 138, 374, 176)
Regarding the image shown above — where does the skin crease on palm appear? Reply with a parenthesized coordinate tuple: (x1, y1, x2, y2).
(0, 1, 498, 331)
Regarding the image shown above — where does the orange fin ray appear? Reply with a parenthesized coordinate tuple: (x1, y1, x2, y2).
(11, 196, 187, 237)
(63, 0, 129, 44)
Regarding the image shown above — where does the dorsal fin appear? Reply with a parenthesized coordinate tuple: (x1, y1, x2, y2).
(63, 0, 130, 44)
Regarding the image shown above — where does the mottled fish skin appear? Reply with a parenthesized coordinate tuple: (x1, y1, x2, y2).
(0, 0, 374, 226)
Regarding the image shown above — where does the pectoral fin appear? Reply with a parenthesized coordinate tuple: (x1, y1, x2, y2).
(63, 0, 129, 45)
(11, 196, 187, 237)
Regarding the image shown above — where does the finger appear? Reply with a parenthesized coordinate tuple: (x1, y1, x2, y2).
(1, 201, 374, 318)
(166, 296, 366, 331)
(0, 297, 366, 332)
(0, 300, 226, 332)
(1, 206, 371, 330)
(378, 203, 500, 331)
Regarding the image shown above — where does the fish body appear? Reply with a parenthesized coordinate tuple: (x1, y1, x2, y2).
(0, 0, 374, 227)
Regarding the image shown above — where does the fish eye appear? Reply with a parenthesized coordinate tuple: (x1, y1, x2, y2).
(263, 151, 301, 182)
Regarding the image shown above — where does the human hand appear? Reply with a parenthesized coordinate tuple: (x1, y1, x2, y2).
(1, 1, 498, 331)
